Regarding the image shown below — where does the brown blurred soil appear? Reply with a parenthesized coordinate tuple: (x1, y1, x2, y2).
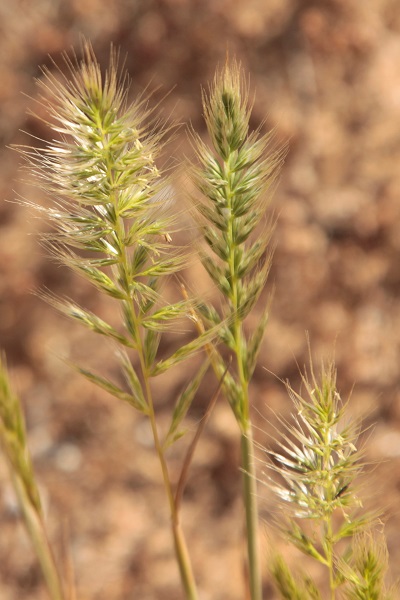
(1, 1, 400, 599)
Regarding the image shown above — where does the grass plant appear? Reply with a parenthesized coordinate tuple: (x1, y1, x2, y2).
(260, 359, 393, 599)
(189, 60, 283, 600)
(0, 41, 393, 600)
(18, 43, 218, 600)
(0, 355, 66, 600)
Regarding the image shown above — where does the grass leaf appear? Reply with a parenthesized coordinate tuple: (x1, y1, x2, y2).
(150, 324, 221, 376)
(77, 366, 147, 413)
(245, 300, 271, 381)
(143, 329, 161, 369)
(118, 351, 148, 412)
(141, 301, 191, 331)
(163, 359, 210, 449)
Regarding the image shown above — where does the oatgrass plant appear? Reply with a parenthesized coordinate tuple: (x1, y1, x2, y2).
(189, 60, 283, 600)
(0, 355, 66, 600)
(0, 41, 393, 600)
(260, 360, 393, 599)
(17, 43, 223, 600)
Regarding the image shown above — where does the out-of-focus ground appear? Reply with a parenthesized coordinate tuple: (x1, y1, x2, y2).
(1, 1, 400, 598)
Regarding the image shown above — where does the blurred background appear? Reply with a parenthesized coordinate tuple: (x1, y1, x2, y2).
(0, 0, 400, 598)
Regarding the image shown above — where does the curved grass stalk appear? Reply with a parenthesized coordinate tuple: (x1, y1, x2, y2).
(0, 354, 66, 600)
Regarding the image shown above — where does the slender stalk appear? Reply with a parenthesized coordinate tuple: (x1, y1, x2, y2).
(319, 394, 336, 600)
(225, 162, 262, 600)
(321, 419, 336, 600)
(23, 45, 203, 599)
(241, 427, 262, 600)
(183, 283, 262, 597)
(111, 169, 199, 600)
(190, 61, 282, 600)
(172, 522, 198, 600)
(140, 349, 199, 600)
(12, 473, 65, 600)
(0, 354, 65, 600)
(324, 517, 336, 600)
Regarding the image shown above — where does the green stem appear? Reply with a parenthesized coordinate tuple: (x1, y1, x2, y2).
(321, 421, 336, 600)
(241, 426, 262, 600)
(141, 363, 198, 600)
(184, 283, 262, 599)
(224, 158, 262, 600)
(110, 175, 198, 600)
(12, 473, 65, 600)
(324, 517, 336, 600)
(172, 520, 199, 600)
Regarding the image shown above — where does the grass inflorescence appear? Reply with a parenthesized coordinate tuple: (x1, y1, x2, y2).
(0, 355, 66, 600)
(189, 58, 284, 600)
(19, 42, 216, 600)
(261, 360, 393, 599)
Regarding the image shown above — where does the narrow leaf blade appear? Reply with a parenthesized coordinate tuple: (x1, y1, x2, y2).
(77, 366, 147, 412)
(244, 298, 271, 381)
(118, 351, 148, 412)
(150, 323, 221, 376)
(164, 359, 210, 448)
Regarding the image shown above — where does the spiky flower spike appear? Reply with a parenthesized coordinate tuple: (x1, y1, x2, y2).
(191, 59, 284, 600)
(262, 360, 388, 599)
(341, 532, 395, 600)
(0, 354, 65, 600)
(18, 43, 221, 600)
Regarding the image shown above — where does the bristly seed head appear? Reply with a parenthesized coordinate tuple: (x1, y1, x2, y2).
(190, 58, 284, 422)
(203, 60, 251, 160)
(262, 361, 364, 521)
